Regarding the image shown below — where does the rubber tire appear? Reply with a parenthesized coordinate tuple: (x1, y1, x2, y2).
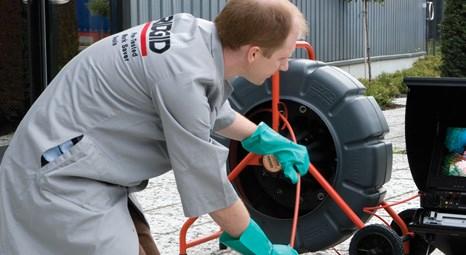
(227, 59, 392, 252)
(349, 224, 403, 255)
(390, 209, 435, 255)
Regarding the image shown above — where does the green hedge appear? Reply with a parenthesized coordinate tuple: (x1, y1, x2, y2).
(360, 55, 442, 108)
(440, 0, 466, 77)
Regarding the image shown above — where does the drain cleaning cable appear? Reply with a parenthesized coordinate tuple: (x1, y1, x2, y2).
(276, 112, 300, 247)
(279, 110, 417, 252)
(276, 111, 367, 247)
(246, 107, 301, 247)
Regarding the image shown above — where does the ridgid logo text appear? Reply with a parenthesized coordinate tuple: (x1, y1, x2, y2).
(140, 16, 174, 56)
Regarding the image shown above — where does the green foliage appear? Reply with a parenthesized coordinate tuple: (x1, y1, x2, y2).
(440, 0, 466, 77)
(361, 79, 394, 107)
(406, 55, 442, 78)
(361, 55, 442, 109)
(87, 0, 110, 17)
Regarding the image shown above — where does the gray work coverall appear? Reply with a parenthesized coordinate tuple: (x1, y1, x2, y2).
(0, 13, 238, 254)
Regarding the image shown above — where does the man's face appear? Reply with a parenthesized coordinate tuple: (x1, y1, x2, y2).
(244, 25, 300, 85)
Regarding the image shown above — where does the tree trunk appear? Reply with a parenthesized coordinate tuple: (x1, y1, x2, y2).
(363, 0, 372, 81)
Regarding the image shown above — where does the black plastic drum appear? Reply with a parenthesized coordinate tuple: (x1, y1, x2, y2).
(227, 59, 392, 252)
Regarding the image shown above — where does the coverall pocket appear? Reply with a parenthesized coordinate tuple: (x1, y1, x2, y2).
(37, 136, 126, 212)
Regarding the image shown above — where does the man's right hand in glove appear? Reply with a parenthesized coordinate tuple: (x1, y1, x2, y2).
(241, 122, 310, 184)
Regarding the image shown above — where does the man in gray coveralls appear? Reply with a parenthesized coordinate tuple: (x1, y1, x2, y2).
(0, 0, 310, 254)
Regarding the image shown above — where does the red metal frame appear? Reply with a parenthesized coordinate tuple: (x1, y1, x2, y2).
(178, 41, 411, 255)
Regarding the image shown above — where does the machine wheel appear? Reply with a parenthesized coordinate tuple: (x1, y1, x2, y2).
(390, 209, 435, 255)
(226, 59, 392, 252)
(349, 224, 403, 255)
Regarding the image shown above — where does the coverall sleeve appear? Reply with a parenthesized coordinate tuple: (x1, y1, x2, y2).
(151, 73, 238, 217)
(213, 100, 237, 131)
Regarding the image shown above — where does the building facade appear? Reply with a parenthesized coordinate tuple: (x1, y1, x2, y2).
(0, 0, 431, 130)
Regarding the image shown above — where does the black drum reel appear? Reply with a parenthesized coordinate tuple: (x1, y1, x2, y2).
(225, 59, 393, 252)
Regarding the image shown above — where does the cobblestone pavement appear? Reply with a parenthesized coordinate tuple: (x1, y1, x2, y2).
(0, 97, 444, 254)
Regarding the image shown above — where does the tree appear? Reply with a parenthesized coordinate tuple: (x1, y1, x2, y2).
(440, 0, 466, 77)
(346, 0, 384, 81)
(87, 0, 110, 17)
(87, 0, 110, 40)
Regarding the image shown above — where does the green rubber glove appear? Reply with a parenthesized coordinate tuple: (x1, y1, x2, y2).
(241, 122, 310, 184)
(220, 218, 298, 255)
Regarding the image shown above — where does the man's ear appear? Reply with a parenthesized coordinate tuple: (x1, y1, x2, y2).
(247, 46, 261, 63)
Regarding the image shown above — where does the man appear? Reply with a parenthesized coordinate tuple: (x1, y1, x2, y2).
(0, 0, 310, 254)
